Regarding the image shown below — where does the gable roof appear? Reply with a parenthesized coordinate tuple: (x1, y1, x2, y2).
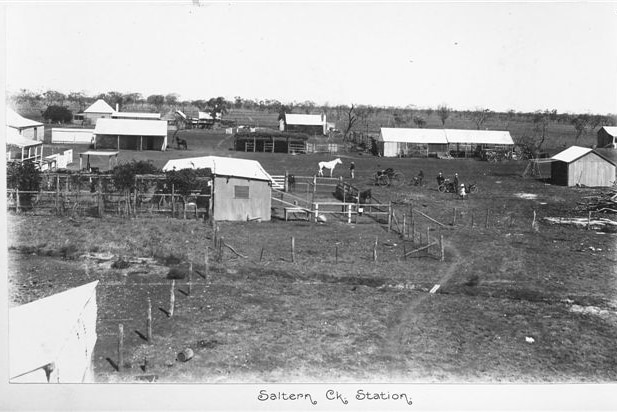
(94, 118, 168, 136)
(379, 128, 448, 144)
(284, 113, 325, 126)
(444, 129, 514, 145)
(84, 99, 115, 114)
(552, 146, 616, 165)
(162, 156, 273, 182)
(6, 108, 43, 129)
(599, 126, 617, 137)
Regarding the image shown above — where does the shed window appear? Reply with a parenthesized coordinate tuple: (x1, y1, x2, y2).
(234, 185, 250, 199)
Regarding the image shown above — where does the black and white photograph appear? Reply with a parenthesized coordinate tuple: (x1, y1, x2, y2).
(2, 1, 617, 410)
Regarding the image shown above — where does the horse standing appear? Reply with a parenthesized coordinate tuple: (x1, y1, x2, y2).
(318, 158, 342, 177)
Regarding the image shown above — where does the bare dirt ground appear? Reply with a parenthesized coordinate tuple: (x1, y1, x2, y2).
(7, 130, 617, 383)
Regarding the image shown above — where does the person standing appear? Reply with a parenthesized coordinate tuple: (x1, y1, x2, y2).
(349, 161, 356, 179)
(453, 173, 459, 188)
(437, 171, 445, 186)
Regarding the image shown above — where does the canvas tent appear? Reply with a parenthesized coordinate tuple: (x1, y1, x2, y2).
(93, 118, 168, 151)
(163, 156, 273, 221)
(551, 146, 616, 187)
(10, 281, 99, 383)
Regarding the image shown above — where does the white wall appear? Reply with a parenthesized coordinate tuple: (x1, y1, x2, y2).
(51, 128, 94, 144)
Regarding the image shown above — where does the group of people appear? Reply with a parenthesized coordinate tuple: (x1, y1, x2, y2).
(437, 171, 467, 199)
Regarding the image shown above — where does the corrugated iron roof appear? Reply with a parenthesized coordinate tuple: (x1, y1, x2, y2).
(83, 99, 115, 114)
(444, 129, 514, 145)
(285, 113, 325, 126)
(600, 126, 617, 137)
(6, 108, 43, 129)
(379, 128, 448, 144)
(162, 156, 273, 182)
(6, 127, 42, 147)
(111, 112, 161, 120)
(94, 118, 167, 136)
(378, 127, 514, 145)
(551, 146, 594, 163)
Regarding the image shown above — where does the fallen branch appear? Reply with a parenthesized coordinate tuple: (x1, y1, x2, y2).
(222, 242, 248, 258)
(412, 209, 447, 228)
(405, 242, 438, 257)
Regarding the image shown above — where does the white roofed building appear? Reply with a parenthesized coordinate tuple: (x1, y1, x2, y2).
(163, 156, 272, 221)
(81, 99, 115, 125)
(111, 112, 161, 121)
(6, 127, 44, 164)
(376, 127, 514, 157)
(280, 113, 327, 135)
(7, 108, 44, 141)
(597, 126, 617, 149)
(551, 146, 616, 187)
(93, 118, 168, 151)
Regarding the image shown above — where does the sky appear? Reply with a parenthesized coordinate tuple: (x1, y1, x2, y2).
(5, 1, 617, 114)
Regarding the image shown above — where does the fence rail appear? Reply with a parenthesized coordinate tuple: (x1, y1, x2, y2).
(7, 189, 211, 219)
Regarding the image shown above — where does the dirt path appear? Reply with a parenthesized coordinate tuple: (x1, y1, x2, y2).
(384, 239, 462, 354)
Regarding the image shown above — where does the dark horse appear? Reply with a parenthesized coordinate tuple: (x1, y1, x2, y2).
(175, 135, 188, 150)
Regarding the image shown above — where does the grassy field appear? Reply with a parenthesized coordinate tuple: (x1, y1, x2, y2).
(8, 126, 617, 383)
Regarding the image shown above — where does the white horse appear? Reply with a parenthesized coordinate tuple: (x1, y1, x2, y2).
(318, 158, 342, 177)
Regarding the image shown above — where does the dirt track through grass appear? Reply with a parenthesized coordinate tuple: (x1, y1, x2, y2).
(385, 239, 462, 355)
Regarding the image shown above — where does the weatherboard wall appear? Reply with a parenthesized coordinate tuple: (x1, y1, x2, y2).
(551, 152, 616, 187)
(212, 176, 271, 221)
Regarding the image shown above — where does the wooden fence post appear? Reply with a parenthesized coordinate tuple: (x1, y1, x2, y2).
(373, 237, 378, 262)
(218, 237, 224, 261)
(347, 203, 352, 224)
(169, 280, 175, 317)
(440, 235, 445, 262)
(313, 203, 319, 223)
(146, 298, 153, 342)
(15, 189, 20, 214)
(188, 262, 193, 295)
(55, 175, 60, 214)
(97, 178, 103, 217)
(204, 246, 209, 282)
(284, 170, 289, 192)
(171, 184, 175, 218)
(387, 202, 392, 232)
(291, 237, 295, 263)
(118, 324, 124, 371)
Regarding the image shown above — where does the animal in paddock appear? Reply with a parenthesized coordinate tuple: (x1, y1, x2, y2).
(175, 136, 188, 150)
(317, 158, 342, 177)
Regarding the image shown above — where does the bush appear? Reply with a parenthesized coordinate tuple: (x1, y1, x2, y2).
(112, 160, 161, 193)
(42, 105, 73, 123)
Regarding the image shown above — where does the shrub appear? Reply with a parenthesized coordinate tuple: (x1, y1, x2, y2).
(42, 105, 73, 123)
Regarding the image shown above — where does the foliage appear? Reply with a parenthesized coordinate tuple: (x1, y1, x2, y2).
(7, 161, 42, 191)
(163, 168, 211, 197)
(112, 160, 161, 193)
(571, 115, 590, 143)
(146, 94, 165, 108)
(413, 115, 426, 128)
(437, 105, 451, 126)
(42, 105, 73, 123)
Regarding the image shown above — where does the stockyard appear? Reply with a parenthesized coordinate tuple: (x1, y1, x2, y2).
(7, 116, 617, 385)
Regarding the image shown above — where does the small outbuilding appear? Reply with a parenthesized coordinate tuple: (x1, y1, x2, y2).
(233, 131, 309, 153)
(81, 99, 115, 125)
(93, 118, 168, 151)
(551, 146, 616, 187)
(163, 156, 273, 221)
(7, 108, 44, 141)
(597, 126, 617, 149)
(279, 113, 327, 135)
